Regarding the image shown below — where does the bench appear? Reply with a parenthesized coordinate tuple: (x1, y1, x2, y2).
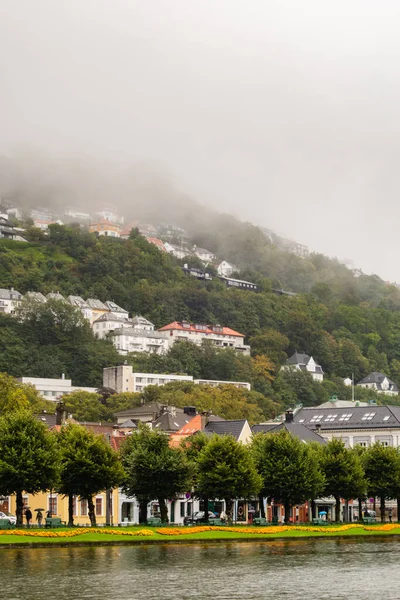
(0, 518, 11, 530)
(362, 517, 377, 524)
(253, 517, 268, 526)
(45, 517, 65, 528)
(147, 518, 162, 527)
(312, 518, 328, 526)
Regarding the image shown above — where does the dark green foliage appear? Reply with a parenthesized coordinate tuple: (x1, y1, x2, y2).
(0, 411, 59, 524)
(58, 423, 124, 525)
(121, 426, 192, 523)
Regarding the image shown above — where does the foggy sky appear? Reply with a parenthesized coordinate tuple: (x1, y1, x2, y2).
(1, 0, 400, 280)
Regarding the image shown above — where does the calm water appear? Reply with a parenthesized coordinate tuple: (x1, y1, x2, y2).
(1, 538, 400, 599)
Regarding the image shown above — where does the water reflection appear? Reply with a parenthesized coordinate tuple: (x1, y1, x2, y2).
(2, 538, 399, 599)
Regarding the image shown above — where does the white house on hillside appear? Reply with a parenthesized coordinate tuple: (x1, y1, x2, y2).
(357, 372, 399, 396)
(194, 247, 215, 263)
(217, 261, 238, 277)
(67, 296, 92, 321)
(282, 352, 324, 382)
(0, 288, 22, 314)
(93, 313, 133, 339)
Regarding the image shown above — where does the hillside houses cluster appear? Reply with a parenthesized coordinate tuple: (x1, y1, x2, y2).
(0, 287, 251, 356)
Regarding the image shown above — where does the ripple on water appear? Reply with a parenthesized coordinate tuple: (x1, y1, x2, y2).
(1, 538, 400, 600)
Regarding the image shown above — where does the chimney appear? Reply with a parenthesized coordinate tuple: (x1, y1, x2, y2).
(184, 406, 197, 417)
(201, 410, 210, 429)
(61, 373, 65, 380)
(56, 402, 67, 426)
(315, 423, 322, 433)
(285, 409, 294, 423)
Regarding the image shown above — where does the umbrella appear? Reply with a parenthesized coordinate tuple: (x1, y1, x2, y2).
(319, 511, 327, 515)
(34, 508, 45, 511)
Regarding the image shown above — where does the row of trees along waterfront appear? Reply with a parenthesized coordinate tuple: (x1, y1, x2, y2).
(1, 410, 400, 525)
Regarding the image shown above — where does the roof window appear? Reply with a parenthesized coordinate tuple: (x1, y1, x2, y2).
(324, 414, 338, 422)
(339, 413, 353, 421)
(310, 415, 323, 423)
(361, 412, 376, 421)
(383, 415, 390, 421)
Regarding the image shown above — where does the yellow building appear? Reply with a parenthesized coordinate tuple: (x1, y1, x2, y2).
(3, 489, 120, 526)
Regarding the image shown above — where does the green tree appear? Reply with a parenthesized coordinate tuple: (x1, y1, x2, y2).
(251, 430, 324, 522)
(362, 443, 400, 522)
(121, 426, 192, 523)
(196, 435, 262, 521)
(320, 439, 366, 522)
(181, 432, 212, 523)
(57, 423, 124, 526)
(0, 411, 59, 524)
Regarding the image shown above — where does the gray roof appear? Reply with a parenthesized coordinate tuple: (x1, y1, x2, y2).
(115, 402, 184, 418)
(47, 292, 65, 301)
(131, 315, 154, 328)
(317, 400, 369, 408)
(105, 301, 128, 314)
(358, 372, 399, 392)
(293, 405, 400, 431)
(93, 313, 131, 324)
(118, 419, 137, 428)
(25, 291, 47, 302)
(0, 288, 22, 300)
(68, 295, 90, 308)
(86, 298, 108, 310)
(286, 352, 324, 374)
(205, 419, 247, 441)
(153, 412, 191, 432)
(252, 422, 327, 444)
(111, 328, 166, 339)
(35, 413, 57, 427)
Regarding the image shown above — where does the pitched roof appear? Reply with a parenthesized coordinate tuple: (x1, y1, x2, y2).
(114, 402, 184, 418)
(252, 422, 327, 444)
(358, 372, 399, 391)
(86, 298, 108, 310)
(93, 312, 131, 324)
(204, 419, 247, 441)
(293, 405, 400, 431)
(118, 419, 137, 428)
(145, 237, 167, 252)
(105, 301, 128, 314)
(158, 321, 244, 337)
(131, 315, 154, 328)
(153, 411, 191, 432)
(286, 352, 311, 365)
(68, 295, 90, 308)
(0, 288, 22, 300)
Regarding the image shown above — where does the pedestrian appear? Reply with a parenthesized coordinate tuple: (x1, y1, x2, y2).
(389, 510, 393, 523)
(25, 507, 32, 528)
(36, 510, 43, 527)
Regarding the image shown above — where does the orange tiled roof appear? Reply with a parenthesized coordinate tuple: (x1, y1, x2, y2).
(158, 321, 244, 337)
(146, 237, 167, 252)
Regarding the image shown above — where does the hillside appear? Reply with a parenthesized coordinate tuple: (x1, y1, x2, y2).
(1, 224, 400, 418)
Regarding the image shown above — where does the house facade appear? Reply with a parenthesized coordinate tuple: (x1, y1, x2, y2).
(89, 220, 121, 237)
(283, 352, 324, 382)
(357, 372, 399, 396)
(111, 328, 169, 355)
(18, 376, 97, 401)
(0, 288, 22, 314)
(158, 321, 250, 355)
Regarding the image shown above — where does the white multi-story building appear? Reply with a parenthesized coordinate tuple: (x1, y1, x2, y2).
(111, 328, 170, 355)
(103, 365, 251, 394)
(93, 313, 133, 339)
(157, 321, 250, 355)
(18, 375, 97, 401)
(282, 352, 324, 382)
(0, 288, 23, 314)
(193, 247, 216, 263)
(67, 296, 93, 321)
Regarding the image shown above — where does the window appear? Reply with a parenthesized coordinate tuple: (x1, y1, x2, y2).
(380, 441, 390, 447)
(298, 419, 305, 423)
(49, 495, 58, 515)
(72, 496, 78, 516)
(96, 497, 103, 517)
(339, 413, 353, 421)
(81, 499, 88, 516)
(356, 441, 368, 447)
(324, 414, 338, 422)
(22, 495, 29, 508)
(361, 412, 376, 421)
(180, 502, 185, 518)
(310, 415, 323, 423)
(383, 416, 390, 421)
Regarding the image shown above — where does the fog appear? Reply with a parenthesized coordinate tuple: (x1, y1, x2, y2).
(1, 0, 400, 279)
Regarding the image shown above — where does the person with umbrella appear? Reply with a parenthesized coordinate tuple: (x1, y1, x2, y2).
(25, 507, 32, 527)
(35, 508, 45, 527)
(319, 510, 327, 521)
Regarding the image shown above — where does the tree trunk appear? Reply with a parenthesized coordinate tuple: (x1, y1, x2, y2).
(344, 500, 349, 523)
(87, 495, 96, 526)
(68, 494, 74, 527)
(203, 496, 209, 523)
(16, 490, 24, 526)
(159, 498, 169, 523)
(259, 495, 265, 519)
(284, 503, 290, 524)
(358, 498, 362, 522)
(139, 499, 148, 524)
(335, 495, 341, 522)
(380, 496, 386, 523)
(311, 499, 316, 521)
(397, 498, 400, 523)
(225, 498, 233, 523)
